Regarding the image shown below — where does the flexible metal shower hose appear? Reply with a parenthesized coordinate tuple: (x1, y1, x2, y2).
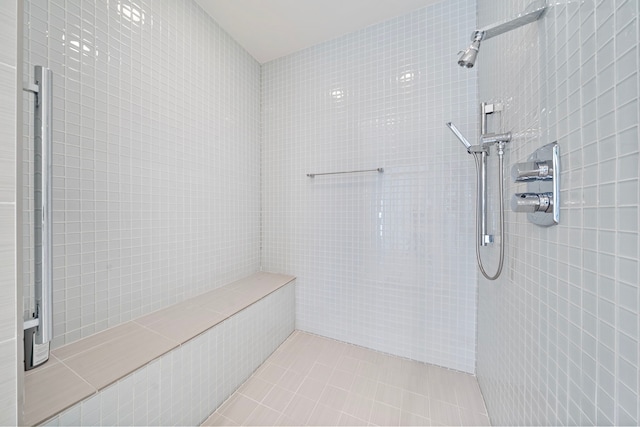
(472, 149, 505, 281)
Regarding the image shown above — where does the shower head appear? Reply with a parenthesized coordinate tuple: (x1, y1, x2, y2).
(458, 41, 480, 68)
(458, 31, 484, 68)
(446, 122, 472, 152)
(456, 1, 547, 68)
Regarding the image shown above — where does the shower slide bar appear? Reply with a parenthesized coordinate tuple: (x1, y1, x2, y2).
(23, 66, 53, 370)
(307, 168, 383, 178)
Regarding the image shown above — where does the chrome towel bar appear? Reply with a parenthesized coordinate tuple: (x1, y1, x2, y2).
(307, 168, 383, 178)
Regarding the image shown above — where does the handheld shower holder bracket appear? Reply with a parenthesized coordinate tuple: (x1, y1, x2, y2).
(481, 132, 512, 147)
(468, 145, 488, 154)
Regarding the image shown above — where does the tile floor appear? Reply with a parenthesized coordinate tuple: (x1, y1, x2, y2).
(202, 331, 490, 426)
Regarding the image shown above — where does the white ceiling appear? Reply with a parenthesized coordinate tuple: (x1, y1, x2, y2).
(194, 0, 441, 64)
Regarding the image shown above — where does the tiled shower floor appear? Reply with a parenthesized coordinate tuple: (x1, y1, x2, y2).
(202, 331, 490, 426)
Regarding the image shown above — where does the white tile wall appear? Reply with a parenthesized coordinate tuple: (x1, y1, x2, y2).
(22, 0, 262, 348)
(0, 0, 22, 425)
(476, 0, 639, 425)
(261, 0, 479, 373)
(40, 282, 295, 427)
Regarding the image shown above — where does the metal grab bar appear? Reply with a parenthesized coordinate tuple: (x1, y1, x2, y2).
(23, 65, 53, 370)
(307, 168, 383, 178)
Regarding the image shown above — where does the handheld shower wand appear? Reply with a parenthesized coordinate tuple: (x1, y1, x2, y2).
(446, 120, 511, 281)
(446, 122, 472, 151)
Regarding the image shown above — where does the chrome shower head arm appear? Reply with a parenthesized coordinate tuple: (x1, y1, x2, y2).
(455, 0, 547, 68)
(479, 0, 546, 40)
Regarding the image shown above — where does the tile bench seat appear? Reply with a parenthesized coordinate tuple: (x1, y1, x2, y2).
(24, 272, 296, 426)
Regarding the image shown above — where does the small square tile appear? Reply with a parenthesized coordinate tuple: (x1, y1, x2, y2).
(202, 412, 238, 426)
(255, 363, 287, 384)
(338, 412, 368, 426)
(244, 404, 281, 426)
(282, 394, 316, 425)
(308, 403, 342, 426)
(262, 385, 295, 413)
(318, 385, 348, 411)
(297, 377, 326, 401)
(24, 363, 95, 426)
(374, 383, 403, 409)
(342, 392, 374, 421)
(368, 401, 401, 426)
(62, 326, 177, 390)
(219, 394, 259, 425)
(429, 399, 461, 426)
(239, 377, 274, 403)
(307, 362, 334, 383)
(402, 391, 430, 419)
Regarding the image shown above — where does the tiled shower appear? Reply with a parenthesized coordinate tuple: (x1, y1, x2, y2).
(0, 0, 638, 426)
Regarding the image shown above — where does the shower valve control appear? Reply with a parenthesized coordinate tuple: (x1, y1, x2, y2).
(511, 160, 552, 181)
(511, 192, 553, 213)
(510, 142, 560, 227)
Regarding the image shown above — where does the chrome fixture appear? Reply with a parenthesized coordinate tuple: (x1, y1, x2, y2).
(447, 122, 493, 246)
(456, 0, 547, 68)
(446, 122, 472, 151)
(23, 66, 54, 370)
(458, 31, 483, 68)
(511, 160, 552, 181)
(511, 142, 560, 226)
(307, 168, 383, 178)
(481, 102, 502, 136)
(447, 103, 512, 281)
(447, 121, 512, 251)
(512, 192, 552, 213)
(481, 132, 512, 146)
